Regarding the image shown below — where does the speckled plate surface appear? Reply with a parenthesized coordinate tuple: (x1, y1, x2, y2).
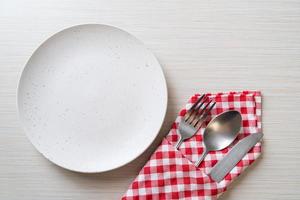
(17, 24, 167, 173)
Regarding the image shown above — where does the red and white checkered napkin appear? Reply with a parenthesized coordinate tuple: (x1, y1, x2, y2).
(122, 91, 262, 200)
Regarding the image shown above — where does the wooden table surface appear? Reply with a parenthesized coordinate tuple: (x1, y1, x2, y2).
(1, 0, 300, 199)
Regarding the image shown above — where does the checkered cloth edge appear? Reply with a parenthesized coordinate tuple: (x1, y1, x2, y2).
(122, 91, 262, 200)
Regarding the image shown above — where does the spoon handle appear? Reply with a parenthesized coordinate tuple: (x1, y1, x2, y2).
(195, 149, 208, 167)
(175, 136, 184, 149)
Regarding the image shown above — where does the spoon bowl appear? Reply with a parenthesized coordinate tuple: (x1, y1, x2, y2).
(195, 110, 242, 167)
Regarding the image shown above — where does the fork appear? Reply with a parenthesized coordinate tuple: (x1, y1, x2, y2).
(174, 94, 216, 149)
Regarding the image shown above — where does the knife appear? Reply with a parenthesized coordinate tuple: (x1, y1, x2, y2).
(210, 133, 263, 182)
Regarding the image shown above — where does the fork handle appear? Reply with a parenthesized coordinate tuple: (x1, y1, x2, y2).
(175, 137, 184, 149)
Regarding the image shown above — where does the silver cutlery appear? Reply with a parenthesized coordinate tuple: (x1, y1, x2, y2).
(175, 94, 216, 149)
(195, 110, 242, 167)
(210, 133, 263, 182)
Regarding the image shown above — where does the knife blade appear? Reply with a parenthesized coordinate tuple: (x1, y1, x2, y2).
(210, 133, 263, 182)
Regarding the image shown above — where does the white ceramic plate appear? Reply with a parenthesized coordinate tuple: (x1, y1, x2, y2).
(17, 24, 167, 173)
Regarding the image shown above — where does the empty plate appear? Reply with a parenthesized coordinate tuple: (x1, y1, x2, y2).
(17, 24, 168, 173)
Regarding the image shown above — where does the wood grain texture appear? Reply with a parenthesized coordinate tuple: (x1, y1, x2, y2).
(0, 0, 300, 199)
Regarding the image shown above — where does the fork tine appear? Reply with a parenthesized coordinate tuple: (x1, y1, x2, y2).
(190, 100, 212, 126)
(186, 97, 209, 123)
(190, 94, 205, 110)
(195, 101, 216, 129)
(185, 98, 206, 124)
(189, 99, 212, 124)
(197, 99, 212, 115)
(194, 96, 208, 112)
(185, 96, 208, 124)
(185, 94, 205, 121)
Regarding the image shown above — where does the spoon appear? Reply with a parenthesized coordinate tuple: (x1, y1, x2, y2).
(195, 110, 242, 167)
